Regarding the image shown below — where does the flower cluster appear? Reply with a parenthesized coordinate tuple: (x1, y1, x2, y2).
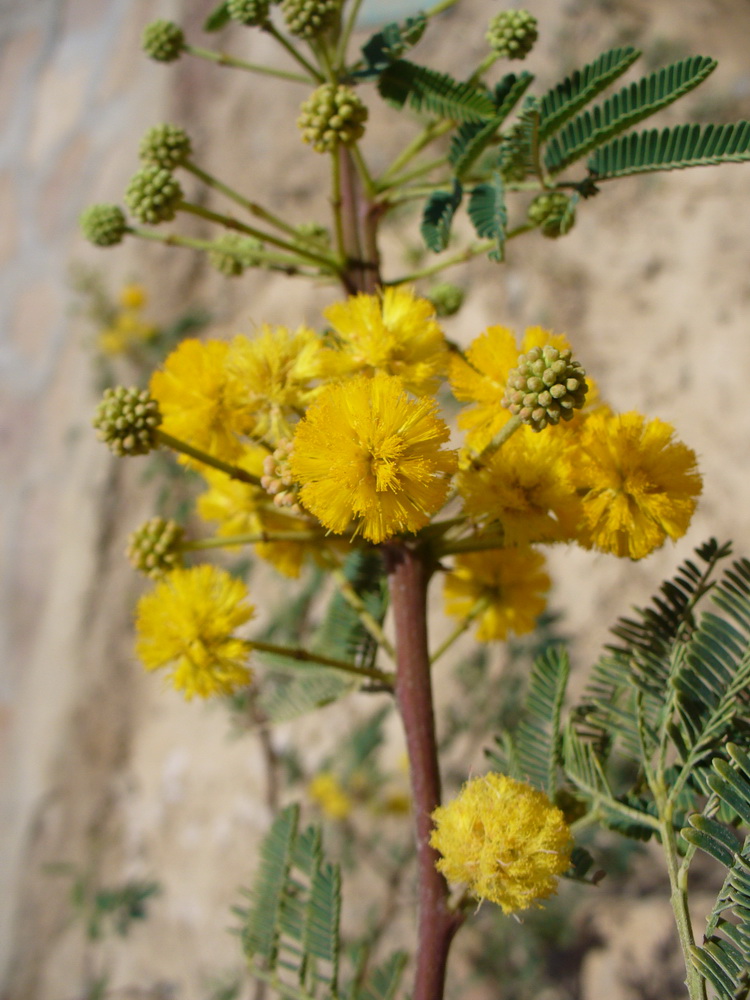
(97, 283, 157, 356)
(119, 288, 701, 697)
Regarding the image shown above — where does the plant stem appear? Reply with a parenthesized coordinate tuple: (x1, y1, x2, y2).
(261, 24, 324, 82)
(383, 541, 464, 1000)
(250, 639, 394, 687)
(378, 121, 453, 187)
(182, 530, 324, 551)
(155, 430, 261, 484)
(332, 567, 396, 660)
(183, 43, 312, 83)
(660, 808, 707, 1000)
(130, 226, 315, 274)
(430, 597, 490, 664)
(335, 0, 364, 69)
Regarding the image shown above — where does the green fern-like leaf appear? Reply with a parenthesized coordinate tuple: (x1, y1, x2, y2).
(243, 805, 299, 963)
(467, 173, 506, 262)
(377, 60, 496, 121)
(447, 74, 534, 178)
(538, 46, 641, 139)
(204, 1, 231, 31)
(589, 120, 750, 178)
(346, 950, 409, 1000)
(544, 54, 717, 174)
(356, 14, 428, 79)
(420, 180, 462, 252)
(314, 550, 387, 670)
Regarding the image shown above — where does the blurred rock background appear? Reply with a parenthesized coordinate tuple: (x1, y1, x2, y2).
(1, 0, 749, 997)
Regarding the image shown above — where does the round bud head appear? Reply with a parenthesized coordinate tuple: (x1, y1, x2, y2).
(139, 123, 192, 170)
(92, 386, 162, 456)
(427, 282, 464, 317)
(486, 9, 538, 59)
(227, 0, 271, 24)
(297, 84, 368, 154)
(142, 20, 185, 62)
(503, 345, 588, 432)
(80, 204, 128, 247)
(127, 516, 185, 578)
(124, 165, 183, 225)
(282, 0, 340, 39)
(527, 191, 576, 238)
(208, 233, 264, 276)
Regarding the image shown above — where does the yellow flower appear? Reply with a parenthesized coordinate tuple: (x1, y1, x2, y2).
(135, 564, 254, 699)
(321, 287, 449, 395)
(226, 324, 322, 443)
(458, 426, 578, 545)
(119, 283, 147, 309)
(309, 772, 353, 820)
(451, 325, 572, 452)
(570, 410, 702, 559)
(290, 373, 456, 544)
(150, 338, 246, 462)
(197, 446, 316, 579)
(443, 547, 550, 641)
(430, 773, 572, 914)
(98, 310, 156, 356)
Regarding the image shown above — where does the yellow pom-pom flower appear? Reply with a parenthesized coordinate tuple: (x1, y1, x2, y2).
(430, 773, 572, 914)
(118, 283, 147, 310)
(322, 287, 449, 396)
(451, 325, 572, 452)
(226, 324, 322, 443)
(443, 547, 550, 641)
(570, 410, 702, 559)
(308, 772, 353, 820)
(135, 564, 254, 699)
(290, 372, 456, 544)
(150, 338, 248, 462)
(458, 426, 579, 545)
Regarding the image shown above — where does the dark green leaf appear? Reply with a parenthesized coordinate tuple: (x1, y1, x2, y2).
(356, 14, 427, 78)
(204, 1, 231, 31)
(378, 60, 496, 121)
(420, 180, 462, 252)
(467, 173, 506, 262)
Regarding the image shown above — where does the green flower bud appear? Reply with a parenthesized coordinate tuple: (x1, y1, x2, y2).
(295, 221, 330, 247)
(79, 204, 128, 247)
(127, 517, 185, 578)
(486, 10, 538, 60)
(93, 386, 162, 456)
(426, 282, 464, 317)
(527, 191, 576, 238)
(503, 345, 588, 432)
(281, 0, 339, 39)
(207, 233, 264, 276)
(141, 20, 185, 62)
(227, 0, 270, 25)
(297, 84, 368, 154)
(139, 124, 192, 170)
(124, 165, 183, 225)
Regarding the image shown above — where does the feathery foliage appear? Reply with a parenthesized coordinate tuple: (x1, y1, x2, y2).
(377, 60, 496, 121)
(420, 180, 463, 252)
(467, 172, 506, 262)
(356, 14, 428, 79)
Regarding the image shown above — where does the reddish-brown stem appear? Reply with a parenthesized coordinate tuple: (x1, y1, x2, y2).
(383, 541, 464, 1000)
(338, 145, 381, 294)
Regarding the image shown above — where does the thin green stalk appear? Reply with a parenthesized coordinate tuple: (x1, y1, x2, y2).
(130, 226, 317, 274)
(249, 639, 394, 687)
(378, 121, 454, 187)
(660, 808, 707, 1000)
(384, 155, 449, 190)
(261, 24, 324, 82)
(474, 414, 523, 465)
(430, 596, 490, 664)
(436, 532, 507, 557)
(384, 242, 493, 285)
(335, 0, 364, 68)
(183, 162, 306, 242)
(424, 0, 462, 16)
(350, 142, 377, 201)
(178, 201, 341, 271)
(331, 147, 347, 270)
(182, 530, 324, 551)
(155, 430, 261, 484)
(332, 567, 396, 661)
(183, 43, 311, 83)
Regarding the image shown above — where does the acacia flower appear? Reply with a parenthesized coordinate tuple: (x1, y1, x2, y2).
(570, 410, 702, 559)
(430, 773, 572, 914)
(321, 287, 449, 395)
(458, 426, 578, 545)
(150, 338, 248, 462)
(451, 325, 572, 452)
(135, 564, 254, 699)
(197, 446, 317, 579)
(308, 772, 353, 820)
(226, 324, 322, 442)
(443, 547, 550, 641)
(290, 373, 456, 544)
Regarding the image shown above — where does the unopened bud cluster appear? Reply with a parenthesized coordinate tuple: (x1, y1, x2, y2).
(527, 192, 576, 238)
(282, 0, 339, 39)
(93, 386, 162, 456)
(486, 10, 538, 59)
(127, 517, 185, 578)
(427, 282, 464, 317)
(298, 84, 368, 153)
(227, 0, 270, 25)
(142, 20, 185, 62)
(125, 165, 183, 225)
(262, 441, 302, 512)
(503, 346, 588, 431)
(208, 234, 264, 276)
(139, 124, 192, 170)
(80, 204, 128, 246)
